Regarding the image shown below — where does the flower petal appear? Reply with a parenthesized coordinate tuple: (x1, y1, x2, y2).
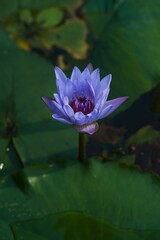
(56, 78, 65, 99)
(53, 93, 62, 105)
(94, 91, 108, 112)
(74, 122, 99, 135)
(98, 105, 113, 119)
(91, 68, 100, 89)
(100, 74, 112, 90)
(87, 63, 93, 73)
(71, 66, 81, 81)
(74, 112, 86, 124)
(64, 80, 76, 100)
(73, 77, 95, 102)
(95, 74, 112, 101)
(52, 100, 66, 117)
(63, 104, 75, 119)
(54, 66, 67, 83)
(41, 96, 64, 117)
(82, 67, 90, 78)
(52, 114, 72, 124)
(100, 96, 128, 118)
(41, 96, 54, 111)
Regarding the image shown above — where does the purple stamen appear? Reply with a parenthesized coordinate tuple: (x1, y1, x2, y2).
(70, 96, 94, 115)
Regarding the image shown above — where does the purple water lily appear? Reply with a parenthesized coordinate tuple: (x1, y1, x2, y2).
(42, 65, 128, 135)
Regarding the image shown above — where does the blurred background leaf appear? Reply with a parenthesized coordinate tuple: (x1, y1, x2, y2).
(1, 0, 88, 59)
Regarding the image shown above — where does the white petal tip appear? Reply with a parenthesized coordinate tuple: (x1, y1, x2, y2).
(74, 122, 99, 135)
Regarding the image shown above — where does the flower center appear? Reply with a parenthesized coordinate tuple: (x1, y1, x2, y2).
(70, 96, 94, 115)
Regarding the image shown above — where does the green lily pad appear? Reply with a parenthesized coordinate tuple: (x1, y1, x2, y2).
(126, 125, 160, 146)
(1, 160, 160, 239)
(11, 211, 160, 240)
(19, 0, 83, 11)
(11, 225, 48, 240)
(0, 28, 78, 170)
(83, 0, 160, 111)
(43, 19, 88, 59)
(0, 0, 17, 21)
(19, 9, 33, 24)
(36, 7, 63, 28)
(0, 220, 14, 240)
(118, 0, 160, 76)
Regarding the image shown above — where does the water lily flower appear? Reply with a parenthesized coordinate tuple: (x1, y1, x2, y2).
(42, 65, 128, 135)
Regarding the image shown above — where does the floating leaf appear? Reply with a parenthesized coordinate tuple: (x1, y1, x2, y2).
(43, 19, 88, 59)
(36, 7, 63, 28)
(0, 28, 78, 170)
(12, 211, 160, 240)
(126, 125, 160, 146)
(2, 5, 88, 59)
(118, 0, 160, 77)
(19, 0, 83, 11)
(83, 0, 160, 111)
(0, 0, 17, 21)
(1, 160, 160, 238)
(19, 9, 33, 25)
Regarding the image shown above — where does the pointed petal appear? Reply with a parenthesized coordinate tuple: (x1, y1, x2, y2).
(51, 100, 66, 117)
(91, 68, 100, 88)
(82, 67, 91, 81)
(100, 96, 128, 119)
(74, 122, 99, 135)
(41, 96, 64, 117)
(87, 63, 93, 73)
(53, 93, 62, 105)
(98, 105, 113, 119)
(95, 74, 112, 101)
(94, 91, 107, 112)
(54, 66, 67, 83)
(100, 74, 112, 89)
(56, 77, 65, 98)
(52, 114, 72, 124)
(71, 66, 81, 81)
(41, 96, 55, 112)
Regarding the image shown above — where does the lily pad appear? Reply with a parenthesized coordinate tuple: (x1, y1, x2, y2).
(1, 160, 160, 238)
(0, 0, 17, 21)
(126, 125, 160, 146)
(11, 211, 160, 240)
(19, 0, 83, 11)
(36, 7, 63, 28)
(42, 19, 88, 59)
(0, 28, 78, 170)
(19, 9, 33, 25)
(83, 0, 160, 110)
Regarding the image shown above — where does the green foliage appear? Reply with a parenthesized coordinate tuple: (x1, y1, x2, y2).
(35, 7, 63, 28)
(0, 0, 17, 21)
(1, 0, 88, 59)
(126, 126, 160, 146)
(19, 0, 83, 11)
(44, 19, 88, 59)
(19, 9, 34, 25)
(1, 160, 160, 239)
(0, 28, 77, 176)
(83, 0, 160, 110)
(0, 0, 160, 239)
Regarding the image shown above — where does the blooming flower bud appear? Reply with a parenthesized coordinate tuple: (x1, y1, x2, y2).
(42, 65, 128, 135)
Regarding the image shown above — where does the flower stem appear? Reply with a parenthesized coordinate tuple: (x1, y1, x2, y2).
(78, 132, 86, 163)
